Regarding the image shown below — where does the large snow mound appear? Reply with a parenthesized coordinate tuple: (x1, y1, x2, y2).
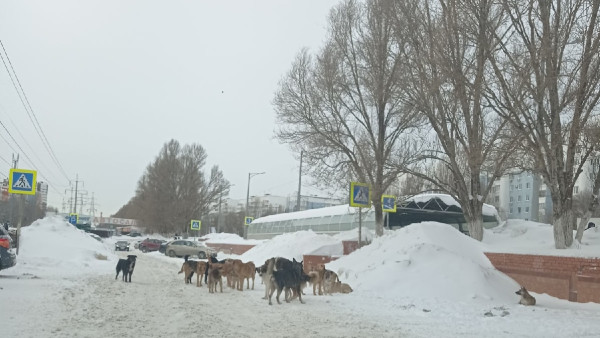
(328, 222, 518, 303)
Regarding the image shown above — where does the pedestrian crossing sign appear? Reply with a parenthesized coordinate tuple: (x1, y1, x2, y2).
(244, 217, 253, 226)
(382, 195, 396, 213)
(190, 220, 201, 230)
(350, 182, 371, 208)
(8, 168, 37, 195)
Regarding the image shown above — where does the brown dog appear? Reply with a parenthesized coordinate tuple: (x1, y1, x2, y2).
(316, 264, 339, 295)
(231, 260, 256, 291)
(329, 281, 353, 294)
(516, 286, 536, 306)
(208, 263, 224, 293)
(194, 261, 207, 287)
(307, 270, 323, 295)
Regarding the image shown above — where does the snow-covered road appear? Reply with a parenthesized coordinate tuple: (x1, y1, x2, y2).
(4, 252, 412, 338)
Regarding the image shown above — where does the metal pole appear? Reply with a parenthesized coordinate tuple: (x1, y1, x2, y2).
(73, 174, 79, 216)
(217, 194, 222, 233)
(246, 173, 251, 218)
(358, 207, 362, 248)
(296, 150, 303, 211)
(245, 172, 265, 239)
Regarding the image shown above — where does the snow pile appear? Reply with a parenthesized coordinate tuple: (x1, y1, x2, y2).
(201, 232, 264, 245)
(332, 227, 375, 242)
(327, 222, 518, 303)
(11, 216, 117, 278)
(240, 230, 344, 264)
(484, 219, 600, 257)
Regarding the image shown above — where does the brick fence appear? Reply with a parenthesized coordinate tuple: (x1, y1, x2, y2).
(204, 241, 600, 304)
(205, 243, 256, 255)
(485, 253, 600, 303)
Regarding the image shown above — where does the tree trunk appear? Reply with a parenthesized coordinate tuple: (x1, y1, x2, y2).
(553, 211, 574, 249)
(463, 200, 484, 241)
(373, 198, 384, 237)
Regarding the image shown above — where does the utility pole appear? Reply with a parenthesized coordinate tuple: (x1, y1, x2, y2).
(296, 150, 303, 211)
(73, 174, 79, 215)
(89, 193, 96, 225)
(8, 154, 18, 225)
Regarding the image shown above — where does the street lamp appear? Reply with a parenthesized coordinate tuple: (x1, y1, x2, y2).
(246, 172, 265, 217)
(218, 184, 234, 233)
(245, 172, 265, 239)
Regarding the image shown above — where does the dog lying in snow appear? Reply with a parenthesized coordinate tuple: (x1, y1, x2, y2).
(516, 286, 536, 306)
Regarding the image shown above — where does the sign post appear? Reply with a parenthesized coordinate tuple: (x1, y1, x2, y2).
(349, 182, 371, 248)
(8, 168, 37, 255)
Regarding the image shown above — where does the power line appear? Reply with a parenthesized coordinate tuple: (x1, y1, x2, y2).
(0, 121, 66, 197)
(0, 39, 70, 181)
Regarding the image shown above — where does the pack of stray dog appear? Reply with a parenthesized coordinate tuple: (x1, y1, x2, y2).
(115, 255, 137, 283)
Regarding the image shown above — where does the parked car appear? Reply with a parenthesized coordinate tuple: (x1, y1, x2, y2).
(115, 240, 130, 251)
(164, 240, 214, 258)
(0, 226, 17, 271)
(138, 238, 164, 253)
(159, 241, 169, 254)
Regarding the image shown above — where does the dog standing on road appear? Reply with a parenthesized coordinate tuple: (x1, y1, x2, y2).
(516, 286, 536, 306)
(179, 255, 198, 285)
(115, 255, 137, 282)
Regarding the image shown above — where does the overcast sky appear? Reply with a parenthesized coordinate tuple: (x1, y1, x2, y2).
(0, 0, 342, 217)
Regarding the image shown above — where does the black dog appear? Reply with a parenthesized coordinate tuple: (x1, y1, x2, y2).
(268, 258, 307, 305)
(115, 255, 137, 282)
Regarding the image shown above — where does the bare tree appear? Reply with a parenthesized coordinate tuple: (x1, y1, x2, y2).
(487, 0, 600, 248)
(126, 140, 230, 235)
(274, 0, 423, 236)
(395, 0, 516, 240)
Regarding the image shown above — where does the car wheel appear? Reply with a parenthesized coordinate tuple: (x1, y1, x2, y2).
(142, 247, 148, 253)
(168, 250, 176, 257)
(198, 251, 206, 259)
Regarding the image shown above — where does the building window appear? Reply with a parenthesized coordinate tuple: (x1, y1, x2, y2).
(494, 196, 499, 203)
(526, 182, 530, 189)
(526, 207, 529, 213)
(539, 203, 545, 210)
(575, 186, 579, 194)
(539, 190, 546, 197)
(510, 196, 513, 202)
(518, 207, 521, 213)
(519, 183, 522, 190)
(518, 195, 522, 202)
(510, 207, 513, 214)
(526, 194, 529, 201)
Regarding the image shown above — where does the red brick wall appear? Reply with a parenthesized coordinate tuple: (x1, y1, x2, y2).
(205, 243, 255, 255)
(342, 241, 359, 255)
(485, 253, 600, 303)
(303, 255, 339, 273)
